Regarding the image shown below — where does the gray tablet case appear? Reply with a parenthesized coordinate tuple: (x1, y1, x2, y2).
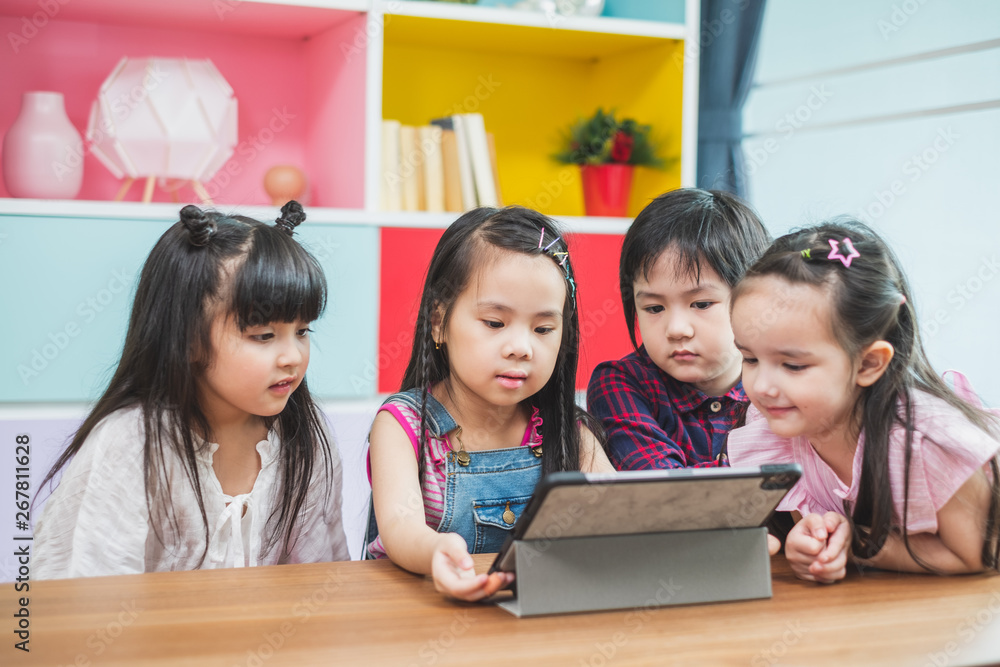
(492, 465, 799, 617)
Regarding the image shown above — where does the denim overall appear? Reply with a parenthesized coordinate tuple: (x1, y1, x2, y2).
(365, 389, 543, 557)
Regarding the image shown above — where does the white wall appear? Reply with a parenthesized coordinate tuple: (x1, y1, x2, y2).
(743, 0, 1000, 405)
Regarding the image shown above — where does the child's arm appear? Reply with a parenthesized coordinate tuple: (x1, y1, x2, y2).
(857, 468, 992, 574)
(368, 411, 510, 600)
(588, 363, 721, 470)
(579, 425, 615, 473)
(34, 416, 149, 579)
(368, 411, 452, 571)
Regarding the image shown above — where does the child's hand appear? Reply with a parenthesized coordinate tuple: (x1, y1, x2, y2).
(785, 512, 851, 584)
(810, 512, 851, 581)
(767, 532, 782, 556)
(431, 533, 514, 602)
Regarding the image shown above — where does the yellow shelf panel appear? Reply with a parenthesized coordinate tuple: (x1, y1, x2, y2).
(383, 27, 684, 217)
(586, 41, 685, 215)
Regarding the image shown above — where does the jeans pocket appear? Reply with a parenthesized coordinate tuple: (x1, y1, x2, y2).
(471, 495, 532, 554)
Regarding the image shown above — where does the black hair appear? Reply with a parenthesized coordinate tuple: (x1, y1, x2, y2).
(732, 217, 1000, 571)
(619, 188, 771, 351)
(39, 201, 333, 565)
(399, 206, 602, 475)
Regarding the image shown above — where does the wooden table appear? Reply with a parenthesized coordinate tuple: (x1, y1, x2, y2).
(6, 555, 1000, 666)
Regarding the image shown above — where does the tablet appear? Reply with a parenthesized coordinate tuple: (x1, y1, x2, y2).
(489, 463, 801, 573)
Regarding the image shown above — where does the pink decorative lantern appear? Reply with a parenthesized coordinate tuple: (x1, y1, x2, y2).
(87, 57, 237, 203)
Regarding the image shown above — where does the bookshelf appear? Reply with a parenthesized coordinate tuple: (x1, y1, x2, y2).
(382, 16, 684, 217)
(0, 0, 700, 403)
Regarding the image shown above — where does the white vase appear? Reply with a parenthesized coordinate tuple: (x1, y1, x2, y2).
(533, 0, 605, 16)
(2, 91, 84, 199)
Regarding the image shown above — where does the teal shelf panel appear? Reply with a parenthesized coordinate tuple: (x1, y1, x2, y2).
(296, 224, 379, 399)
(0, 215, 378, 402)
(0, 215, 165, 402)
(604, 0, 684, 22)
(471, 0, 685, 22)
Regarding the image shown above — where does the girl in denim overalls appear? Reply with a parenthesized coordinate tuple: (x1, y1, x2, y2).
(367, 206, 614, 600)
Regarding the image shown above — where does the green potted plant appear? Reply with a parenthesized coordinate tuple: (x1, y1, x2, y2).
(554, 108, 667, 217)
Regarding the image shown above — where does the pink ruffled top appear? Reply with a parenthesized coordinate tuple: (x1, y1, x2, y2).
(728, 372, 999, 533)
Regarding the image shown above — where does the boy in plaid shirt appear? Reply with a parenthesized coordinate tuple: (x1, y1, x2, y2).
(588, 188, 770, 470)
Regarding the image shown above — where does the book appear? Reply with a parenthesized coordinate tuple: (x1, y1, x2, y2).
(458, 112, 498, 208)
(440, 129, 463, 213)
(487, 131, 503, 207)
(419, 124, 445, 213)
(398, 124, 422, 212)
(379, 119, 402, 211)
(435, 115, 477, 210)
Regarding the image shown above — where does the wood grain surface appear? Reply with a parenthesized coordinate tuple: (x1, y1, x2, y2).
(6, 555, 1000, 666)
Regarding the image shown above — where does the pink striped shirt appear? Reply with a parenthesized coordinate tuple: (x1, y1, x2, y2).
(728, 373, 999, 533)
(367, 401, 543, 559)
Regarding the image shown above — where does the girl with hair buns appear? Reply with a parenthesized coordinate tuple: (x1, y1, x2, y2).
(728, 218, 1000, 583)
(34, 202, 349, 579)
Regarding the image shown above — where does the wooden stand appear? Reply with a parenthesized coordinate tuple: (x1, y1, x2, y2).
(113, 177, 214, 205)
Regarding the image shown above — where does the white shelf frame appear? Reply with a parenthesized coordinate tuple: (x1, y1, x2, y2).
(681, 0, 701, 187)
(0, 198, 632, 233)
(243, 0, 370, 9)
(376, 0, 686, 39)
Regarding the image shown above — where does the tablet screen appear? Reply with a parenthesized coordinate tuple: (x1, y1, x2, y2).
(490, 465, 801, 573)
(521, 473, 793, 540)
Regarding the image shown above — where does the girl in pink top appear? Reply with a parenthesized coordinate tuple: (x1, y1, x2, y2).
(727, 218, 999, 583)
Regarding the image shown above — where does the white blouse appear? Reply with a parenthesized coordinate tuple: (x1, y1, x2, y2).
(34, 406, 349, 579)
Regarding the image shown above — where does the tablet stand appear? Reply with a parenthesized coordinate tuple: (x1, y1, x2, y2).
(495, 527, 771, 617)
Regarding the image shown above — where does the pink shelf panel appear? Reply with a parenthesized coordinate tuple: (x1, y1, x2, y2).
(0, 9, 367, 208)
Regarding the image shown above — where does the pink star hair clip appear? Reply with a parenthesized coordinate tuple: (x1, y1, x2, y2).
(828, 237, 860, 267)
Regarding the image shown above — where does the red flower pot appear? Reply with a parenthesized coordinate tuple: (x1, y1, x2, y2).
(580, 164, 633, 217)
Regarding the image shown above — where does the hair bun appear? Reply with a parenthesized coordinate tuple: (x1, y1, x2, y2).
(180, 204, 215, 247)
(275, 200, 306, 237)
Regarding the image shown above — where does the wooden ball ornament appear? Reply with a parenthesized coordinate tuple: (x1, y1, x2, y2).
(264, 165, 307, 206)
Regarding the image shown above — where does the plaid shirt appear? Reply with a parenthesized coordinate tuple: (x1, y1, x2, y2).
(587, 346, 748, 470)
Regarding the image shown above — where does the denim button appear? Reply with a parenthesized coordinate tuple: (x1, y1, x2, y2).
(502, 502, 515, 525)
